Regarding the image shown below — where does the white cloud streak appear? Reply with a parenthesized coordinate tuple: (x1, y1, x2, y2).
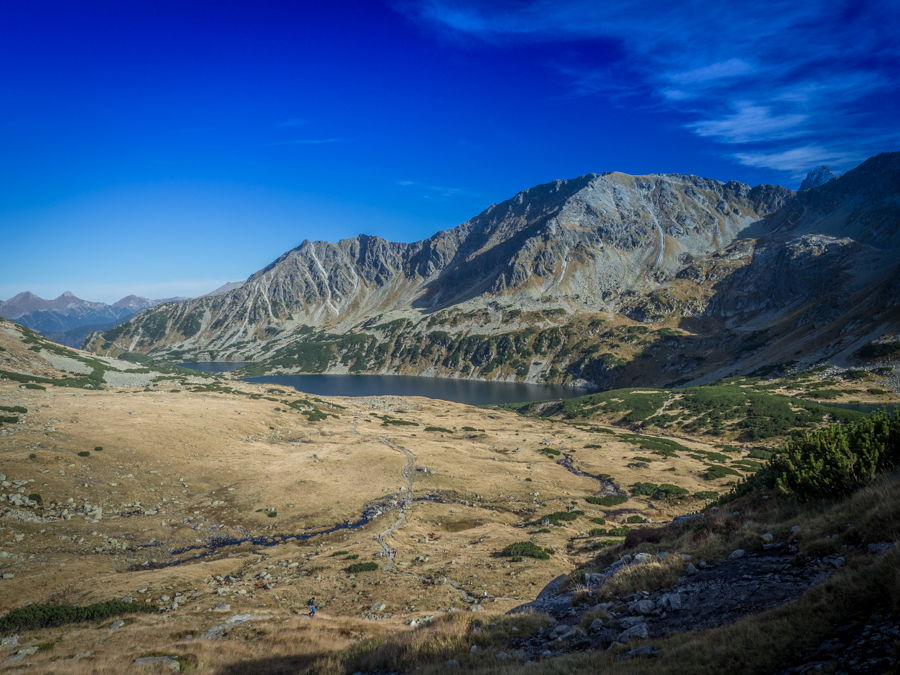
(398, 0, 900, 178)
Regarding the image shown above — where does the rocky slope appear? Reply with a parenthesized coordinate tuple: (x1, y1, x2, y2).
(86, 153, 900, 388)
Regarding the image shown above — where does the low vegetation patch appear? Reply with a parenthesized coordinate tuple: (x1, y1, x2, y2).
(0, 600, 156, 632)
(585, 495, 628, 507)
(346, 562, 379, 573)
(500, 541, 551, 559)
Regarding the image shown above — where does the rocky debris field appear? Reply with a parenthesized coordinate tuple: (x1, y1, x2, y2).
(779, 613, 900, 674)
(502, 542, 895, 664)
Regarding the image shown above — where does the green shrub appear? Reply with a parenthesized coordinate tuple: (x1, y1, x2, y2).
(693, 491, 720, 500)
(625, 515, 644, 523)
(585, 495, 628, 507)
(608, 527, 630, 536)
(738, 409, 900, 501)
(0, 406, 26, 414)
(27, 493, 42, 504)
(0, 600, 156, 632)
(424, 426, 452, 433)
(330, 550, 350, 557)
(344, 554, 359, 560)
(0, 416, 17, 425)
(747, 448, 773, 460)
(588, 528, 607, 536)
(631, 482, 688, 499)
(705, 465, 742, 480)
(267, 511, 277, 518)
(462, 426, 478, 432)
(509, 556, 524, 562)
(77, 451, 90, 457)
(23, 383, 45, 390)
(589, 517, 606, 525)
(94, 446, 103, 452)
(347, 562, 379, 573)
(631, 482, 658, 496)
(501, 542, 550, 559)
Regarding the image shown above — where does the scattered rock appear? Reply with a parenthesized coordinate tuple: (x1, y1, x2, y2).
(622, 644, 659, 659)
(618, 623, 650, 642)
(134, 655, 180, 671)
(445, 659, 459, 669)
(110, 620, 125, 630)
(729, 549, 746, 559)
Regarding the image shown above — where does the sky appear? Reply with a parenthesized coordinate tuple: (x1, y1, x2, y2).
(1, 0, 897, 303)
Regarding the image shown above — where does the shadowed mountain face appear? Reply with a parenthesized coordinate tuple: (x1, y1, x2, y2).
(87, 153, 900, 388)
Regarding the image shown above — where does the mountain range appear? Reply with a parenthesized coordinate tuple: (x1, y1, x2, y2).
(0, 292, 188, 346)
(85, 152, 900, 388)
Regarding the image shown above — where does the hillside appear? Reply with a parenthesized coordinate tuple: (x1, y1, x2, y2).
(84, 153, 900, 391)
(2, 316, 899, 672)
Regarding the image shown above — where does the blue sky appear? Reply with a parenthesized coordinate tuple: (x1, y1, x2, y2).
(2, 0, 897, 303)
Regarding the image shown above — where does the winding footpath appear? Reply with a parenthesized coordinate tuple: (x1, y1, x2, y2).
(375, 438, 415, 570)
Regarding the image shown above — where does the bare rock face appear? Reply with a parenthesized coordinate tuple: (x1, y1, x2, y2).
(798, 165, 837, 192)
(86, 152, 900, 388)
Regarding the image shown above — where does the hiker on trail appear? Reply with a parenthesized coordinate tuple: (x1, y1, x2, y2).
(310, 604, 316, 618)
(307, 597, 315, 610)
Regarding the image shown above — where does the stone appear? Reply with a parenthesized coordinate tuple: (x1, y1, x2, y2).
(633, 552, 653, 563)
(370, 602, 386, 612)
(110, 620, 125, 630)
(541, 650, 553, 659)
(617, 623, 650, 643)
(215, 603, 231, 611)
(686, 563, 699, 575)
(469, 604, 483, 612)
(729, 549, 746, 559)
(0, 635, 18, 651)
(122, 595, 133, 603)
(445, 659, 459, 669)
(791, 525, 801, 533)
(622, 644, 659, 659)
(2, 646, 38, 666)
(590, 618, 604, 632)
(495, 651, 510, 659)
(659, 593, 683, 611)
(134, 656, 180, 671)
(470, 645, 478, 653)
(761, 533, 774, 543)
(629, 599, 655, 615)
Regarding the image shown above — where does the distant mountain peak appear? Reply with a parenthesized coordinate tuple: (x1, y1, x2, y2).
(799, 165, 837, 192)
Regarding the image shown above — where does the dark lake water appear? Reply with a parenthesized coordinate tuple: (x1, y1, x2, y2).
(177, 364, 595, 405)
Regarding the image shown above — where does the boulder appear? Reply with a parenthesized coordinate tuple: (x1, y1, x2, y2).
(445, 659, 460, 669)
(617, 623, 650, 643)
(622, 644, 659, 659)
(134, 656, 181, 671)
(629, 599, 655, 615)
(590, 618, 604, 632)
(659, 593, 683, 611)
(729, 549, 745, 559)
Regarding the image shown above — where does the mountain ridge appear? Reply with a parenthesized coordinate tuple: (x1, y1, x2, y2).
(86, 153, 900, 389)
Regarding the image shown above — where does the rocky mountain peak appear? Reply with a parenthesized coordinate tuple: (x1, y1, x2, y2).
(799, 165, 836, 192)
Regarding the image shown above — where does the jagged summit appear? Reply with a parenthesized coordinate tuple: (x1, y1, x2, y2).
(799, 165, 837, 192)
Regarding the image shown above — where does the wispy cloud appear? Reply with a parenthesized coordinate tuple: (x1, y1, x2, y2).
(397, 180, 478, 198)
(397, 0, 900, 180)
